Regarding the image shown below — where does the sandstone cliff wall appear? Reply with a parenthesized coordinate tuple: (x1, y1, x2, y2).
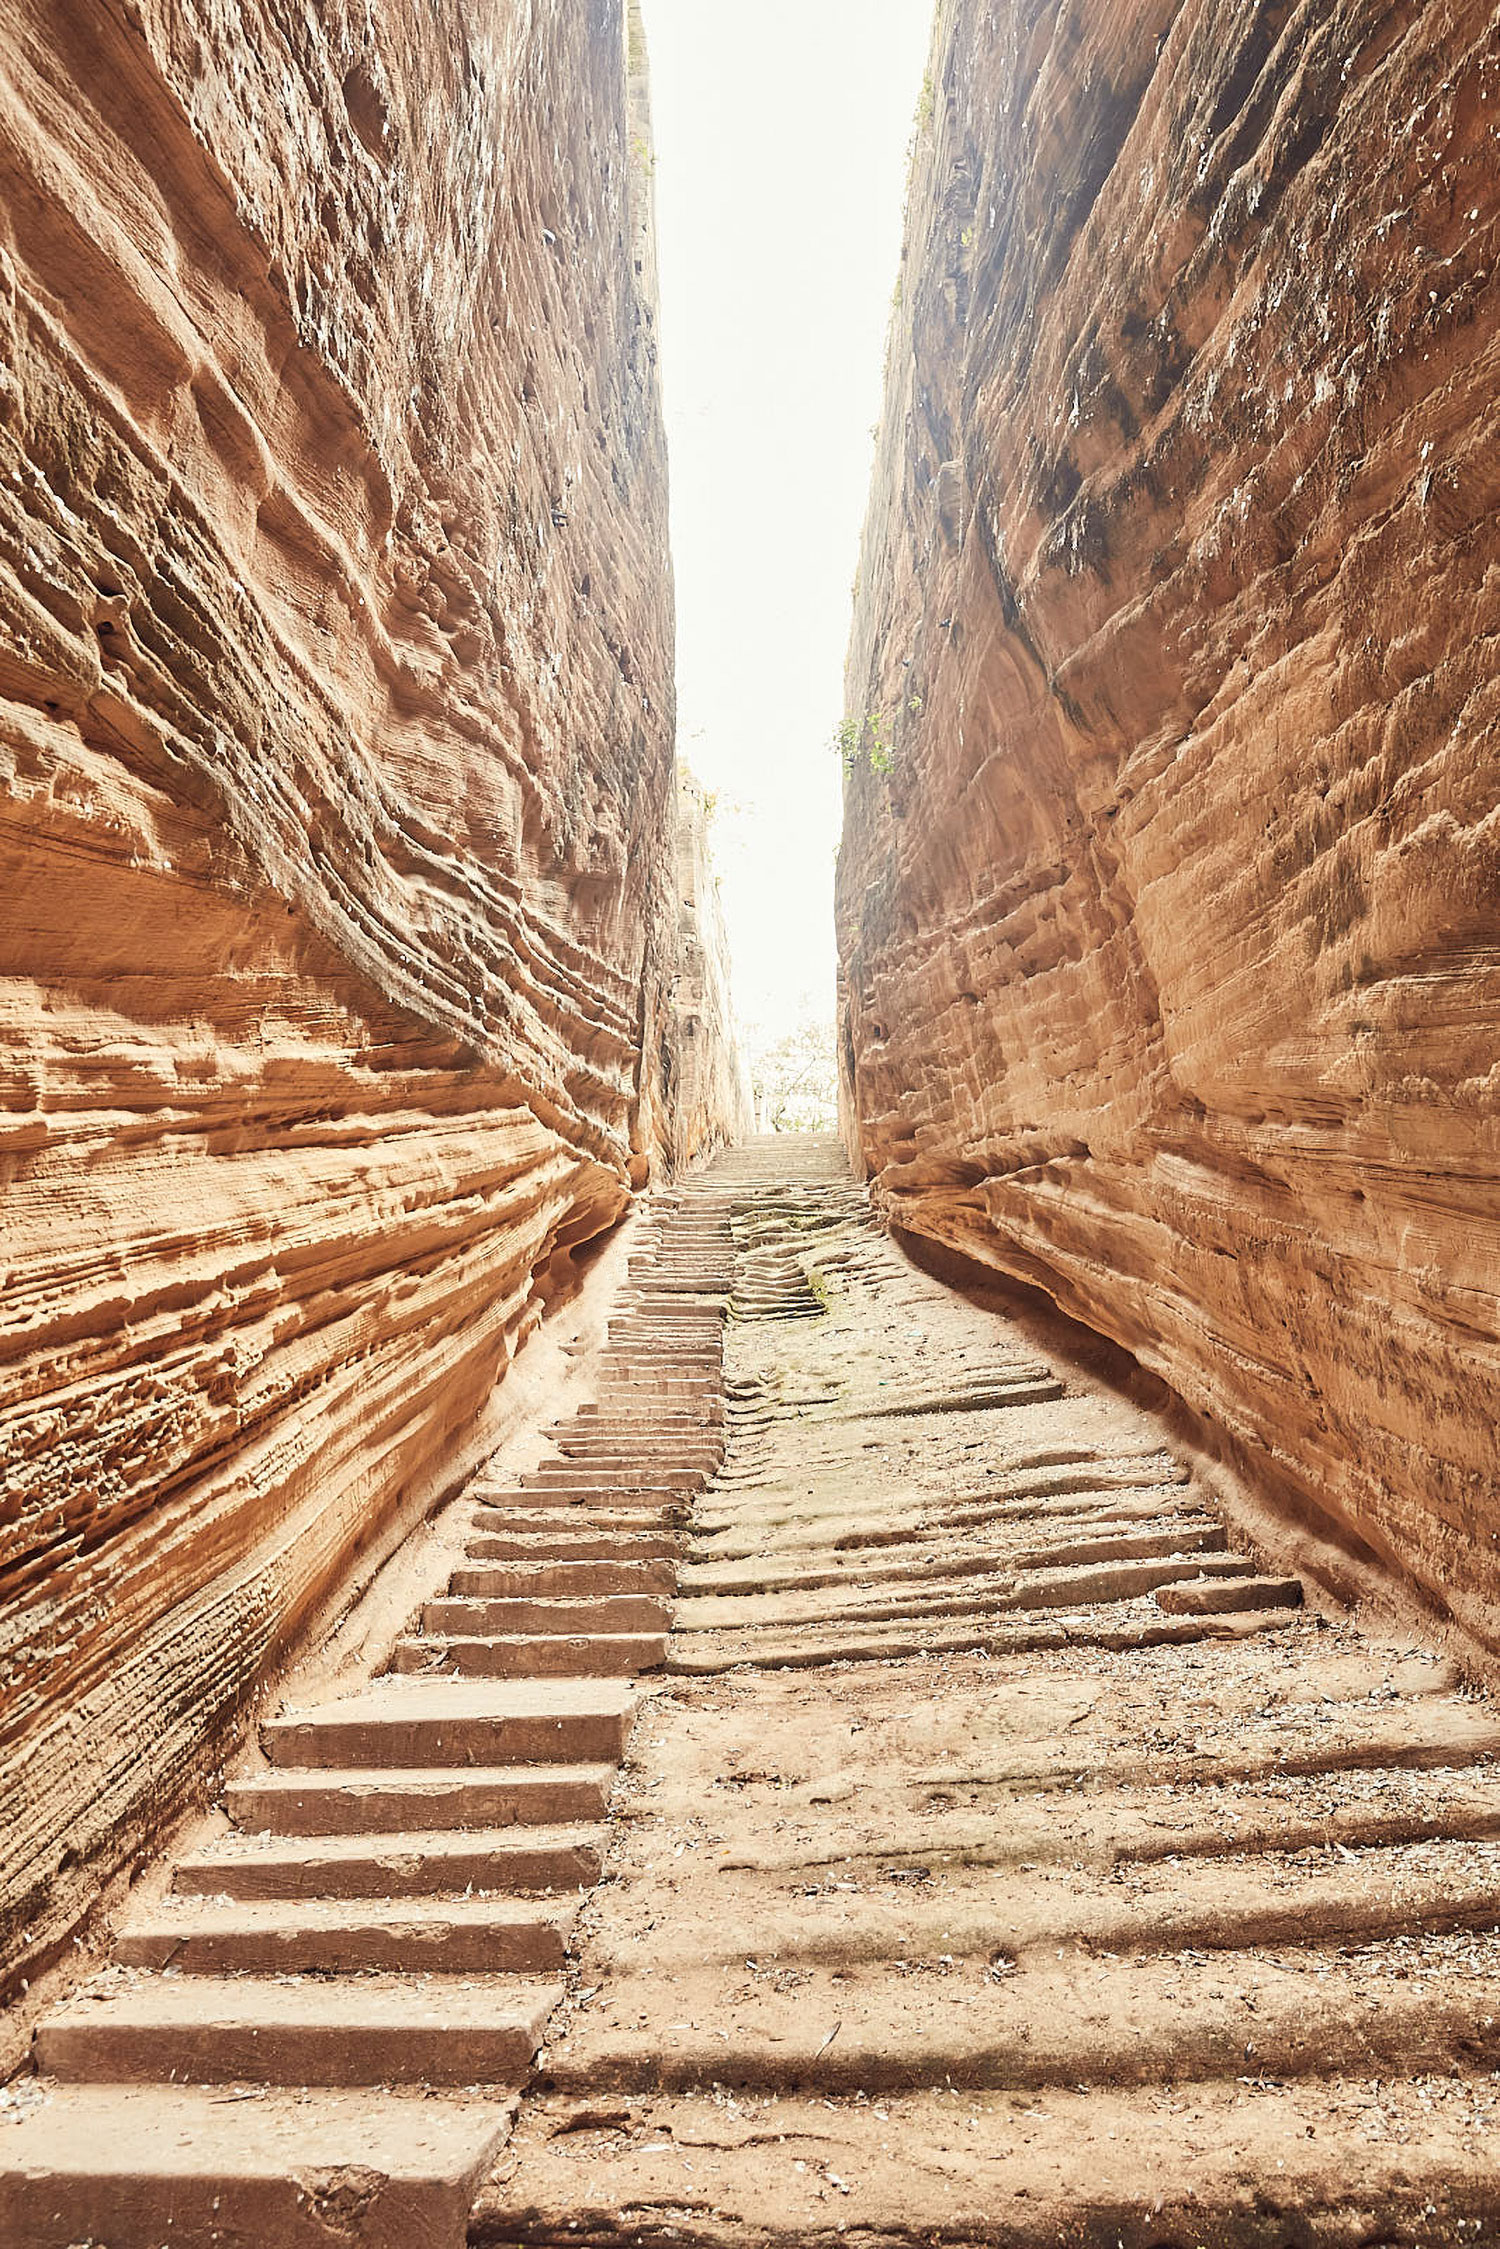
(838, 3, 1500, 1653)
(664, 771, 753, 1169)
(0, 0, 732, 1996)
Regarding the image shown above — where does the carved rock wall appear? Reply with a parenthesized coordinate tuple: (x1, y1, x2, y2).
(0, 0, 734, 1994)
(838, 3, 1500, 1653)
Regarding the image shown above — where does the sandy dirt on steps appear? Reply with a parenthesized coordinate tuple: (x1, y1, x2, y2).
(476, 1136, 1500, 2247)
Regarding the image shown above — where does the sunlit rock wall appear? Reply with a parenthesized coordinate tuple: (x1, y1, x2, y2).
(664, 770, 752, 1168)
(838, 2, 1500, 1652)
(0, 0, 717, 1994)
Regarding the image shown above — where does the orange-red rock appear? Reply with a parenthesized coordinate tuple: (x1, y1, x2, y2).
(838, 3, 1500, 1656)
(0, 0, 735, 1995)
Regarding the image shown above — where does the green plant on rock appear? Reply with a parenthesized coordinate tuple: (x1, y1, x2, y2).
(832, 710, 894, 775)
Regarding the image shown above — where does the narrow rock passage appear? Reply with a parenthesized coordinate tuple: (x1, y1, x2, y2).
(480, 1137, 1500, 2247)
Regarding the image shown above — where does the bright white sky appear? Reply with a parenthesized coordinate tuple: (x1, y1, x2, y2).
(637, 0, 934, 1050)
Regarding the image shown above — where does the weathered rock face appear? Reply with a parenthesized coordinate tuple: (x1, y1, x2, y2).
(0, 0, 736, 1995)
(663, 771, 753, 1168)
(838, 4, 1500, 1656)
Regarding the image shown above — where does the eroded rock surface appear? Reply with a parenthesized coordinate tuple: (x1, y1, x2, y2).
(837, 4, 1500, 1656)
(664, 772, 753, 1171)
(0, 0, 735, 1999)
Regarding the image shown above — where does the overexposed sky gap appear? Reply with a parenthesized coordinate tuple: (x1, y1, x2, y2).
(638, 0, 935, 1048)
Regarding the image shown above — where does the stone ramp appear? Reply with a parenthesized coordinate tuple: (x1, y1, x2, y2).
(0, 1187, 735, 2246)
(475, 1136, 1500, 2245)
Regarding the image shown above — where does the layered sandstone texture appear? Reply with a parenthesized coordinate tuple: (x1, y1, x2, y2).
(0, 0, 732, 2001)
(837, 3, 1500, 1657)
(663, 771, 754, 1170)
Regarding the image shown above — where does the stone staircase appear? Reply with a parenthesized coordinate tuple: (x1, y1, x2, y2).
(0, 1186, 736, 2247)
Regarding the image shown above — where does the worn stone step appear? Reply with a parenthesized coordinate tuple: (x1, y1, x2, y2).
(465, 1530, 681, 1563)
(174, 1821, 602, 1901)
(666, 1602, 1298, 1674)
(394, 1633, 666, 1680)
(0, 2086, 512, 2249)
(1156, 1573, 1305, 1615)
(263, 1679, 637, 1770)
(550, 1450, 721, 1474)
(479, 1477, 695, 1506)
(555, 1429, 719, 1448)
(115, 1892, 576, 1975)
(613, 1840, 1500, 1977)
(224, 1761, 616, 1834)
(592, 1359, 716, 1369)
(534, 1952, 1500, 2097)
(677, 1523, 1231, 1599)
(565, 1409, 723, 1429)
(518, 1468, 710, 1494)
(422, 1595, 671, 1637)
(591, 1376, 719, 1392)
(469, 2081, 1500, 2249)
(1003, 1551, 1258, 1612)
(37, 1975, 560, 2088)
(468, 1501, 683, 1534)
(449, 1559, 677, 1597)
(671, 1551, 1261, 1634)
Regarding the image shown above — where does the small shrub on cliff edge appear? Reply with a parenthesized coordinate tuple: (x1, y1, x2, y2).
(832, 710, 894, 775)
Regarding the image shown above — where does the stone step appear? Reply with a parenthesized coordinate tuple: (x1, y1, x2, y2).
(1005, 1551, 1259, 1612)
(37, 1975, 560, 2087)
(555, 1426, 719, 1444)
(394, 1633, 666, 1680)
(468, 1498, 683, 1527)
(475, 1480, 693, 1510)
(592, 1373, 719, 1384)
(666, 1602, 1299, 1674)
(466, 1530, 681, 1563)
(677, 1521, 1229, 1597)
(519, 1467, 710, 1492)
(263, 1679, 637, 1770)
(590, 1375, 719, 1391)
(174, 1822, 603, 1901)
(590, 1379, 719, 1395)
(552, 1437, 722, 1458)
(511, 1488, 704, 1511)
(422, 1595, 671, 1637)
(224, 1761, 616, 1834)
(539, 1945, 1500, 2098)
(671, 1551, 1261, 1633)
(0, 2086, 511, 2249)
(1156, 1573, 1305, 1615)
(469, 2081, 1500, 2249)
(565, 1409, 723, 1427)
(467, 1508, 686, 1541)
(115, 1892, 576, 1975)
(449, 1560, 677, 1597)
